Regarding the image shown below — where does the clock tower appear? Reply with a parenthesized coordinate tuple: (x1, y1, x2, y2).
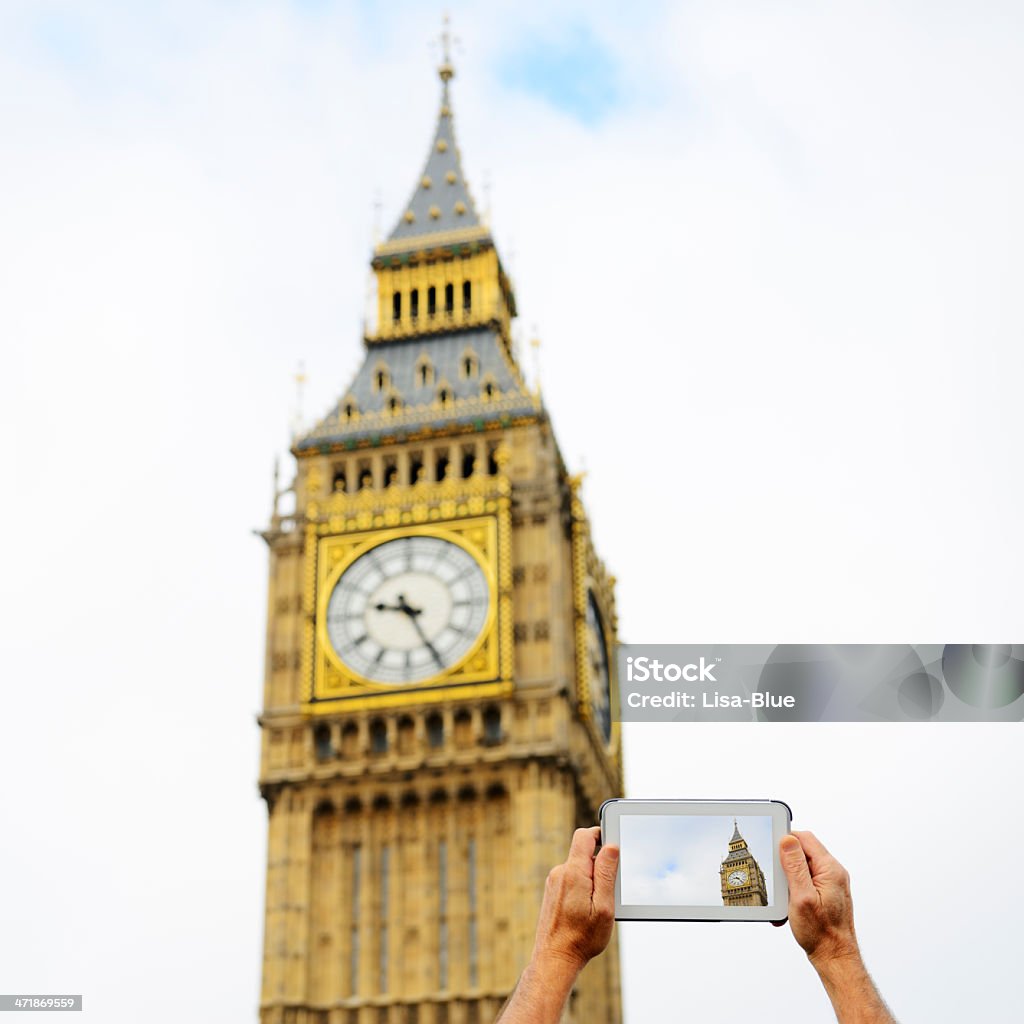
(720, 821, 768, 907)
(256, 42, 623, 1024)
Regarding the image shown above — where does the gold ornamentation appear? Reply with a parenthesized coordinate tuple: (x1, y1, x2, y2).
(445, 171, 457, 184)
(404, 210, 415, 223)
(373, 223, 489, 258)
(454, 201, 466, 215)
(422, 175, 432, 188)
(436, 139, 448, 153)
(304, 514, 511, 714)
(429, 205, 441, 219)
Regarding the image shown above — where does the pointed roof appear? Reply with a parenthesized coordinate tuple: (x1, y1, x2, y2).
(295, 328, 538, 451)
(731, 819, 743, 844)
(386, 49, 484, 246)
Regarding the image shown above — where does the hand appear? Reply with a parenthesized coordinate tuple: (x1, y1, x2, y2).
(779, 831, 859, 967)
(779, 831, 897, 1024)
(533, 826, 619, 972)
(496, 828, 619, 1024)
(399, 598, 445, 669)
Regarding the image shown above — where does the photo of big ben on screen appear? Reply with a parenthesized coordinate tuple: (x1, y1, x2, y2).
(720, 820, 769, 907)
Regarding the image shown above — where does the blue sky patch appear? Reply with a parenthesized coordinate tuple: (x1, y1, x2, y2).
(498, 25, 620, 127)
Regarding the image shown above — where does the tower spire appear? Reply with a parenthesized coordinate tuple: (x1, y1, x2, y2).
(385, 17, 479, 245)
(438, 13, 455, 88)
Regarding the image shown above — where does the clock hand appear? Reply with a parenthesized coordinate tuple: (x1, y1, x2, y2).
(375, 595, 423, 614)
(395, 594, 423, 617)
(399, 599, 445, 669)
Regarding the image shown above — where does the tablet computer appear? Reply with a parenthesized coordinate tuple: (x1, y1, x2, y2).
(599, 798, 792, 922)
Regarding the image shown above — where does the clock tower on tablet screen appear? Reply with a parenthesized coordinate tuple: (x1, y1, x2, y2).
(255, 42, 623, 1024)
(720, 822, 769, 907)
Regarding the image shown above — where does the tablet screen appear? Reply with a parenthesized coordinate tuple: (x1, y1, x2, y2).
(619, 814, 776, 907)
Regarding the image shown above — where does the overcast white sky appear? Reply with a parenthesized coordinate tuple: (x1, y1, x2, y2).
(620, 815, 774, 906)
(1, 2, 1022, 1022)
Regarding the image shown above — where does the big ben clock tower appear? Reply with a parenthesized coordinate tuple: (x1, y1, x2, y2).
(720, 822, 769, 908)
(256, 39, 623, 1024)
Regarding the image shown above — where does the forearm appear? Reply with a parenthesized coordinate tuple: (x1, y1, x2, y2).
(495, 954, 580, 1024)
(813, 952, 897, 1024)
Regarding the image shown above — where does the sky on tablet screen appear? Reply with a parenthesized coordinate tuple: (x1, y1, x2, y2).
(620, 815, 774, 906)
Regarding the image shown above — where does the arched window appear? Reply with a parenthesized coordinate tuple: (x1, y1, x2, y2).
(314, 723, 333, 760)
(435, 451, 449, 481)
(438, 387, 452, 407)
(444, 283, 454, 314)
(373, 365, 389, 392)
(332, 469, 347, 492)
(388, 394, 402, 415)
(416, 357, 434, 388)
(487, 444, 500, 476)
(369, 719, 388, 754)
(343, 397, 358, 421)
(483, 706, 502, 745)
(462, 280, 472, 312)
(461, 447, 475, 479)
(426, 713, 444, 748)
(427, 286, 437, 317)
(392, 290, 401, 322)
(383, 462, 398, 487)
(410, 288, 419, 320)
(341, 722, 359, 759)
(410, 453, 425, 483)
(454, 709, 473, 748)
(397, 716, 415, 755)
(461, 349, 478, 379)
(481, 379, 497, 401)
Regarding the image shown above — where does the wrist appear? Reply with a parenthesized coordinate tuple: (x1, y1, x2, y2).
(809, 943, 864, 984)
(527, 948, 585, 988)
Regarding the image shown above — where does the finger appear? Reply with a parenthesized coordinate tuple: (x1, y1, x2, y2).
(792, 830, 831, 858)
(566, 826, 601, 870)
(792, 830, 840, 877)
(779, 834, 815, 902)
(592, 844, 619, 908)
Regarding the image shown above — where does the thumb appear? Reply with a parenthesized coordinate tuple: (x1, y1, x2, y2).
(593, 844, 619, 908)
(779, 834, 815, 900)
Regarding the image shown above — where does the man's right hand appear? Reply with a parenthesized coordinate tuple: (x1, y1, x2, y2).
(779, 831, 897, 1024)
(779, 830, 859, 966)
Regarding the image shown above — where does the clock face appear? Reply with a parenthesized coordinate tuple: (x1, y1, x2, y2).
(585, 591, 612, 742)
(728, 869, 749, 887)
(324, 534, 490, 684)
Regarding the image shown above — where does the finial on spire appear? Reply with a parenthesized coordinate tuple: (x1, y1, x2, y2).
(437, 14, 456, 84)
(290, 360, 307, 439)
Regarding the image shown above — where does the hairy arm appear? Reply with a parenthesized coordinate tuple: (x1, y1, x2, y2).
(496, 827, 619, 1024)
(780, 831, 897, 1024)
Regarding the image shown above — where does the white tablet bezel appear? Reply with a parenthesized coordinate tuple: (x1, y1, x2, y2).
(600, 798, 792, 922)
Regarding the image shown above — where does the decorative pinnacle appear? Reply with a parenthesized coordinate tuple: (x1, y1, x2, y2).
(438, 14, 455, 83)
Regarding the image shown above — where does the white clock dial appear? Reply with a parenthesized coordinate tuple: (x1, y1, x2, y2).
(324, 535, 489, 684)
(585, 592, 612, 742)
(728, 869, 748, 887)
